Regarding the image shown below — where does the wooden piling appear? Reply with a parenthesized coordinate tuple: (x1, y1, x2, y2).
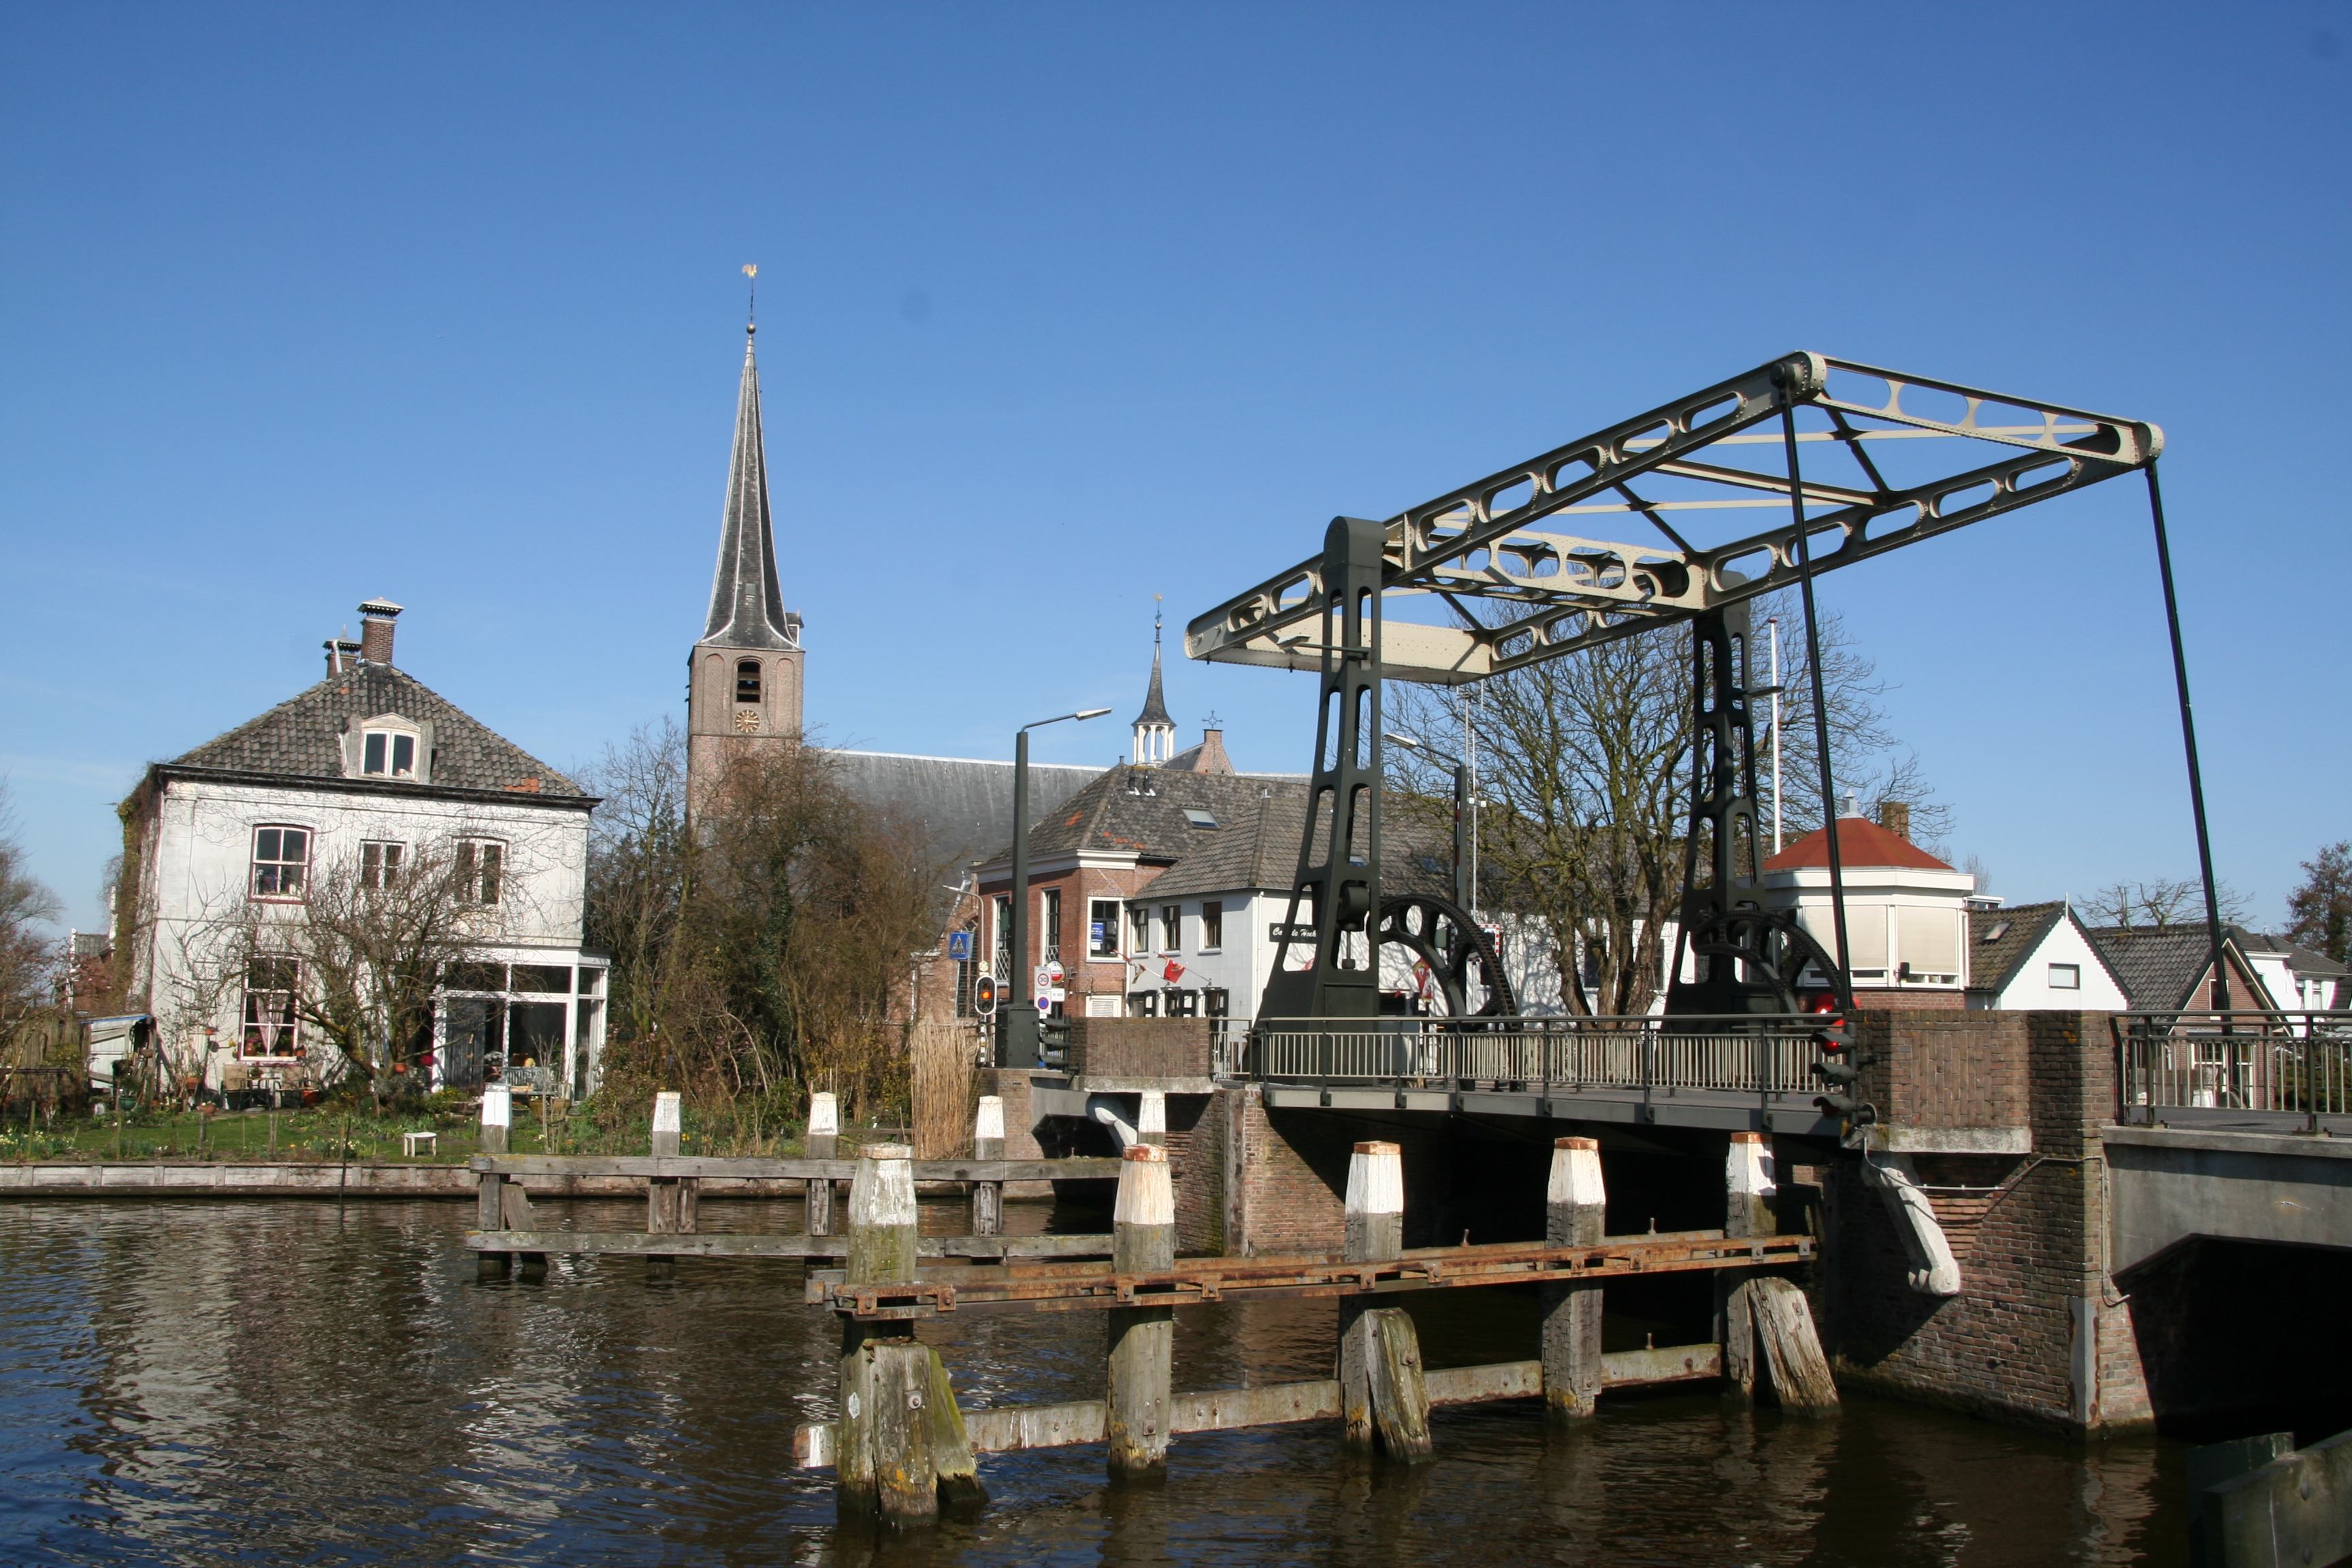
(806, 1092, 839, 1237)
(1541, 1137, 1605, 1424)
(478, 1085, 510, 1157)
(925, 1345, 986, 1509)
(838, 1143, 936, 1525)
(1137, 1090, 1166, 1149)
(646, 1092, 695, 1277)
(1107, 1143, 1175, 1480)
(1718, 1131, 1775, 1402)
(1340, 1140, 1405, 1452)
(1750, 1277, 1838, 1413)
(476, 1088, 513, 1279)
(970, 1096, 1004, 1237)
(475, 1169, 511, 1279)
(1364, 1307, 1433, 1459)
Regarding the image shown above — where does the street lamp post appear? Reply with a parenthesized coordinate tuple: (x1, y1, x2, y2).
(1385, 732, 1473, 914)
(1000, 706, 1113, 1068)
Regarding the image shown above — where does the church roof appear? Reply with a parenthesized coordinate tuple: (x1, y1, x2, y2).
(699, 326, 798, 652)
(1763, 815, 1955, 872)
(830, 750, 1101, 871)
(165, 662, 587, 798)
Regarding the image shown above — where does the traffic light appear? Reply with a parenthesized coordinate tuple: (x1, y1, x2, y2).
(974, 975, 998, 1016)
(1810, 1022, 1875, 1126)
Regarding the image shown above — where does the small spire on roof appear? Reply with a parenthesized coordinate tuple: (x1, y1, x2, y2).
(1132, 596, 1176, 763)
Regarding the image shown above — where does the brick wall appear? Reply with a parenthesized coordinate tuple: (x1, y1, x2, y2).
(969, 1068, 1043, 1160)
(1067, 1017, 1211, 1079)
(1855, 1008, 2030, 1129)
(1171, 1085, 1350, 1256)
(1820, 1010, 2151, 1431)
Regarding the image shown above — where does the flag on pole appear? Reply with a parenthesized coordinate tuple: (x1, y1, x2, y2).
(1163, 959, 1186, 984)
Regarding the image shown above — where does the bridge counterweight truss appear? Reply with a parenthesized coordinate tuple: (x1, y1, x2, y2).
(1187, 351, 2160, 686)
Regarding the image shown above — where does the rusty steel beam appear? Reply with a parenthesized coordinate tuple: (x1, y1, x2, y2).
(804, 1230, 1816, 1320)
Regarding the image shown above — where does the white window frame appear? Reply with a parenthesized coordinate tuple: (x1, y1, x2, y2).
(2048, 962, 2081, 990)
(1088, 899, 1120, 960)
(358, 713, 424, 780)
(250, 826, 311, 900)
(240, 955, 302, 1058)
(1200, 900, 1224, 951)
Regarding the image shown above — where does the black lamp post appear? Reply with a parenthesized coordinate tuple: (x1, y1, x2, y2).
(1000, 706, 1113, 1067)
(1386, 732, 1473, 913)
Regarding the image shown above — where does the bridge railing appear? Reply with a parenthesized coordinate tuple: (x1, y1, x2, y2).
(1244, 1015, 1829, 1097)
(2117, 1011, 2352, 1125)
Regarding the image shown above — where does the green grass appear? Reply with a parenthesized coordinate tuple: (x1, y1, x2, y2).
(0, 1102, 828, 1164)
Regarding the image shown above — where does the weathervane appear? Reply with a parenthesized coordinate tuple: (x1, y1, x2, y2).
(743, 263, 757, 329)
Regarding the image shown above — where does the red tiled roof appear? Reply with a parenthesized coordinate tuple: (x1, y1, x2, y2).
(1763, 817, 1955, 872)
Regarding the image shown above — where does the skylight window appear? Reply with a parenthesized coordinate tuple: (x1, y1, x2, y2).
(1982, 921, 2010, 943)
(1181, 808, 1218, 829)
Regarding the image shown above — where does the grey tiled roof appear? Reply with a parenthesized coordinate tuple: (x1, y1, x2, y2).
(2238, 930, 2350, 978)
(2088, 924, 2281, 1010)
(169, 664, 585, 798)
(1002, 768, 1303, 868)
(1967, 902, 2130, 999)
(832, 751, 1100, 870)
(1967, 902, 2067, 996)
(1137, 791, 1309, 898)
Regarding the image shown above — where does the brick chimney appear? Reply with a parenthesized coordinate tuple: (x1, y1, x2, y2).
(358, 599, 403, 665)
(1878, 800, 1911, 842)
(321, 638, 363, 677)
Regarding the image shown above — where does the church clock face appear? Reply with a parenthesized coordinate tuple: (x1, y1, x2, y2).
(734, 709, 761, 734)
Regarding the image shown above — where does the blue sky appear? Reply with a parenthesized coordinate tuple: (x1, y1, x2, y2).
(3, 2, 2345, 932)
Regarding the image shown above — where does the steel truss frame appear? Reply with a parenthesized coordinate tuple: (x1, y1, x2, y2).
(1198, 351, 2160, 1021)
(1186, 351, 2159, 685)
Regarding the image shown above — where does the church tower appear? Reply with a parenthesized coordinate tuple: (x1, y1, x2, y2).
(687, 323, 803, 806)
(1130, 604, 1175, 765)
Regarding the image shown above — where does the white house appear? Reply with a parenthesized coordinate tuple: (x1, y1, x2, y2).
(1964, 901, 2132, 1011)
(2236, 930, 2349, 1015)
(118, 600, 608, 1100)
(1763, 806, 1976, 1006)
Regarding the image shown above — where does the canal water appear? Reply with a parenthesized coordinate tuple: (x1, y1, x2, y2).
(0, 1197, 2191, 1566)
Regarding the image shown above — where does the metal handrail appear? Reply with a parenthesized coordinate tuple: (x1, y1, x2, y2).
(2114, 1011, 2352, 1126)
(1239, 1014, 1833, 1100)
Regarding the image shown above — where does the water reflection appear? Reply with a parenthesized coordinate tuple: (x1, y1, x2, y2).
(0, 1199, 2187, 1565)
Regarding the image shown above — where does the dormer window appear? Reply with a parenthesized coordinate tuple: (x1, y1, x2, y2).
(736, 659, 763, 704)
(353, 713, 425, 781)
(363, 730, 416, 777)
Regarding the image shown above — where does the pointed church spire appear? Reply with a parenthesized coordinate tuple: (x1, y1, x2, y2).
(701, 323, 798, 651)
(1132, 598, 1175, 764)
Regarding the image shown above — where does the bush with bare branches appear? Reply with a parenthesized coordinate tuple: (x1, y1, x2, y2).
(582, 723, 947, 1132)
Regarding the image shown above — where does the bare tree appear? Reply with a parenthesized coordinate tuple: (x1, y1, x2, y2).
(581, 717, 691, 1049)
(2085, 877, 2249, 931)
(581, 728, 950, 1126)
(1390, 593, 1948, 1015)
(220, 831, 515, 1105)
(2286, 841, 2352, 964)
(0, 782, 62, 1035)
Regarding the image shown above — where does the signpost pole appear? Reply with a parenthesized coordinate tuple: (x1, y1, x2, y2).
(1002, 728, 1039, 1068)
(998, 707, 1110, 1069)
